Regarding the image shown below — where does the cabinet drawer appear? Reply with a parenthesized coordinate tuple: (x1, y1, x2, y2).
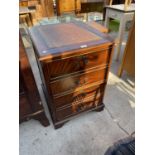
(49, 67, 107, 95)
(43, 49, 110, 80)
(53, 83, 105, 108)
(55, 96, 102, 121)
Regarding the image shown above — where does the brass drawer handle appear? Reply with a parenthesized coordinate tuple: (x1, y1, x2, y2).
(72, 92, 86, 102)
(75, 61, 81, 69)
(80, 92, 87, 97)
(76, 55, 89, 64)
(74, 55, 88, 69)
(75, 77, 88, 86)
(82, 55, 88, 65)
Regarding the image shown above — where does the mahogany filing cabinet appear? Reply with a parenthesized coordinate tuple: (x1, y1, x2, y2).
(29, 21, 114, 129)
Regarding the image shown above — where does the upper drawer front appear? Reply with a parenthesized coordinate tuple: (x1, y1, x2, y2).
(49, 67, 107, 95)
(53, 83, 105, 108)
(55, 96, 102, 121)
(43, 49, 110, 81)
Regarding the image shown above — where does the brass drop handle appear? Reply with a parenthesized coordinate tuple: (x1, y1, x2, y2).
(75, 55, 88, 69)
(79, 90, 86, 96)
(75, 77, 88, 85)
(72, 92, 86, 103)
(75, 80, 80, 85)
(77, 106, 81, 112)
(75, 61, 80, 69)
(81, 92, 86, 97)
(82, 55, 88, 65)
(78, 102, 85, 111)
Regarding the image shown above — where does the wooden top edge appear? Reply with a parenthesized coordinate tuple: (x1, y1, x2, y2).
(38, 43, 114, 62)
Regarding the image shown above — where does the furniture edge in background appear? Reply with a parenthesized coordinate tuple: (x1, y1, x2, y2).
(19, 30, 50, 127)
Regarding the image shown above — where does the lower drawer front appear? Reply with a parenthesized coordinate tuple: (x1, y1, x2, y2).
(53, 83, 105, 108)
(49, 67, 107, 95)
(55, 97, 102, 121)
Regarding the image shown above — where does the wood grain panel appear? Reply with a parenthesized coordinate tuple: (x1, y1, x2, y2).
(43, 49, 110, 81)
(55, 97, 102, 121)
(49, 67, 107, 95)
(53, 83, 106, 108)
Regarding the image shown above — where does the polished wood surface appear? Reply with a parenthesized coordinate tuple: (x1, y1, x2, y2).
(49, 67, 107, 95)
(19, 32, 49, 126)
(55, 97, 102, 121)
(53, 83, 106, 108)
(30, 22, 114, 129)
(42, 49, 110, 79)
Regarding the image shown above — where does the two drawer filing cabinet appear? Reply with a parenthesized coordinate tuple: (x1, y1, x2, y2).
(29, 21, 114, 129)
